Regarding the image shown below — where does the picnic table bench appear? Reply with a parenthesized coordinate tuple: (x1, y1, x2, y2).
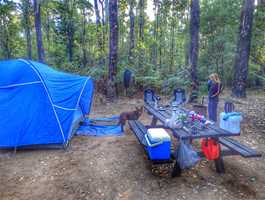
(218, 137, 261, 158)
(129, 101, 261, 177)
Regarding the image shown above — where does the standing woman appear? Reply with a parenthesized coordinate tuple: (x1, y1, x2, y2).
(208, 73, 222, 122)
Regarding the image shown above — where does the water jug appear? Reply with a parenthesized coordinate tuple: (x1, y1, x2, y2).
(220, 112, 242, 134)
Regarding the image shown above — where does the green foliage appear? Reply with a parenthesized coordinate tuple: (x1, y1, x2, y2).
(199, 0, 241, 85)
(87, 66, 107, 80)
(0, 0, 23, 59)
(0, 0, 264, 94)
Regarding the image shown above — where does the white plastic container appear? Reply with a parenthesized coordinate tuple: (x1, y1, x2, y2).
(219, 112, 243, 134)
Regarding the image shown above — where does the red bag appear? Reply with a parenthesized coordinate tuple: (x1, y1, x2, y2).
(201, 138, 220, 160)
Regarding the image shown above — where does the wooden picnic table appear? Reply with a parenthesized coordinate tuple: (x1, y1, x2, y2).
(144, 103, 237, 139)
(133, 102, 261, 177)
(144, 102, 234, 176)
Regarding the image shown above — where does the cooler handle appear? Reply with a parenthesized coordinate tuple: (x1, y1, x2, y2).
(144, 134, 163, 147)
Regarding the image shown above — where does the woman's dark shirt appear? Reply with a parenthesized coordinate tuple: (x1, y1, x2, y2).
(208, 80, 221, 101)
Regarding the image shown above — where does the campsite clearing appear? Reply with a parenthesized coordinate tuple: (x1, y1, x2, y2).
(0, 91, 265, 200)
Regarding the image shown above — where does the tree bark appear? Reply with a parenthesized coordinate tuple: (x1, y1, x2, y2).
(99, 0, 106, 65)
(105, 0, 109, 22)
(66, 0, 75, 62)
(0, 16, 12, 59)
(45, 10, 50, 47)
(169, 0, 177, 73)
(67, 20, 74, 62)
(138, 0, 144, 41)
(232, 0, 255, 97)
(152, 0, 159, 67)
(138, 0, 145, 70)
(128, 0, 135, 64)
(94, 0, 101, 28)
(94, 0, 104, 65)
(184, 5, 190, 67)
(99, 0, 105, 25)
(33, 0, 45, 62)
(107, 0, 118, 99)
(22, 0, 32, 59)
(189, 0, 200, 99)
(81, 8, 88, 67)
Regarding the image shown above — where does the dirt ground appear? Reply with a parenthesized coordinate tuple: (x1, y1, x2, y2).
(1, 90, 265, 200)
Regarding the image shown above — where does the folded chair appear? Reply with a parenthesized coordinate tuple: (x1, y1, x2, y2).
(144, 88, 160, 104)
(172, 88, 186, 105)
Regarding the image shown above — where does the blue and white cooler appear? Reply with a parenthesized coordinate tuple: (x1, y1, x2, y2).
(145, 128, 171, 160)
(220, 112, 243, 134)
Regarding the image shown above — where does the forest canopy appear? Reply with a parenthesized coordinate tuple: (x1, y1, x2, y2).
(0, 0, 264, 96)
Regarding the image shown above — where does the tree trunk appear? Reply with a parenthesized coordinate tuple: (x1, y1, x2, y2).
(105, 0, 109, 50)
(169, 26, 175, 73)
(94, 0, 104, 65)
(138, 0, 144, 41)
(81, 8, 88, 67)
(189, 0, 200, 100)
(128, 0, 135, 64)
(99, 0, 105, 26)
(159, 24, 162, 69)
(184, 5, 190, 67)
(45, 10, 50, 48)
(138, 0, 145, 70)
(99, 0, 106, 65)
(152, 0, 159, 68)
(107, 0, 118, 100)
(105, 0, 109, 23)
(94, 0, 101, 28)
(25, 22, 32, 60)
(232, 0, 255, 98)
(66, 0, 75, 62)
(1, 16, 12, 59)
(67, 20, 74, 62)
(185, 39, 189, 66)
(169, 0, 177, 73)
(22, 0, 32, 59)
(33, 0, 45, 62)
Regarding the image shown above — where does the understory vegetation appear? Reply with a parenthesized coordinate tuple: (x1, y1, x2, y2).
(0, 0, 264, 95)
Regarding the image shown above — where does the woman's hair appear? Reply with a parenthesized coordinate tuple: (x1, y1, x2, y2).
(209, 73, 221, 84)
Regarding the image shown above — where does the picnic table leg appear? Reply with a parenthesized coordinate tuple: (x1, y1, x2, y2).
(214, 157, 225, 173)
(214, 139, 225, 173)
(151, 117, 158, 126)
(171, 161, 182, 177)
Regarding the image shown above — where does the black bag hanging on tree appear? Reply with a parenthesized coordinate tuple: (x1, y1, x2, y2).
(123, 69, 132, 96)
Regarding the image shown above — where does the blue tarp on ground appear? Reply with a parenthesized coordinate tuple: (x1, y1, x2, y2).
(0, 59, 94, 148)
(76, 116, 123, 137)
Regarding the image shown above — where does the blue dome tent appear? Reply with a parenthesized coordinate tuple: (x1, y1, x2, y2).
(0, 59, 94, 148)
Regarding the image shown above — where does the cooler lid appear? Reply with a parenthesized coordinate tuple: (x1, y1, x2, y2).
(147, 128, 171, 143)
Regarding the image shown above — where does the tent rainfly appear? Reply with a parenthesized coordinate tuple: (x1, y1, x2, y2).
(0, 59, 93, 148)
